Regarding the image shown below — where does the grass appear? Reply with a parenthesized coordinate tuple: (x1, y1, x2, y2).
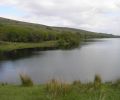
(20, 73, 34, 87)
(0, 75, 120, 100)
(0, 82, 120, 100)
(94, 74, 102, 89)
(0, 41, 57, 52)
(72, 80, 81, 85)
(46, 79, 71, 96)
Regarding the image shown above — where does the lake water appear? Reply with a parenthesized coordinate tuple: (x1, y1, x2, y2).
(0, 38, 120, 84)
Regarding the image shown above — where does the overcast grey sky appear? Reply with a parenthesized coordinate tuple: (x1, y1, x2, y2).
(0, 0, 120, 35)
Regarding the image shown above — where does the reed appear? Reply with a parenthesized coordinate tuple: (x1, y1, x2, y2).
(19, 73, 33, 87)
(94, 74, 102, 89)
(113, 79, 120, 87)
(72, 80, 81, 86)
(46, 79, 71, 96)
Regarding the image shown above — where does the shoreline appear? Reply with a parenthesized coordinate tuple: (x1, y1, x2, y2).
(0, 80, 120, 100)
(0, 41, 58, 52)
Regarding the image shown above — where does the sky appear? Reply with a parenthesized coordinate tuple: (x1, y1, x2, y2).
(0, 0, 120, 35)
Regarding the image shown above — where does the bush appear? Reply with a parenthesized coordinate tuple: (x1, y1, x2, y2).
(57, 33, 80, 49)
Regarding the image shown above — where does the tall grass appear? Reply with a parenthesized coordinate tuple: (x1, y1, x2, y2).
(2, 73, 120, 100)
(113, 79, 120, 87)
(20, 73, 33, 87)
(72, 80, 81, 86)
(0, 82, 8, 86)
(46, 79, 71, 96)
(94, 74, 102, 89)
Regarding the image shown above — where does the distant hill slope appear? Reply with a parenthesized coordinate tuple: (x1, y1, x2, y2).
(0, 17, 108, 34)
(0, 17, 116, 43)
(0, 17, 92, 34)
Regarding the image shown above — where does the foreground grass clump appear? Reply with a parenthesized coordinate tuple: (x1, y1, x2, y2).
(72, 80, 81, 86)
(20, 73, 34, 87)
(46, 79, 71, 96)
(113, 79, 120, 87)
(94, 74, 102, 89)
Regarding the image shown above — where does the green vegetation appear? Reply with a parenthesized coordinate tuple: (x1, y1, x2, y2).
(0, 75, 120, 100)
(0, 17, 118, 51)
(0, 41, 57, 52)
(94, 75, 102, 89)
(57, 32, 81, 48)
(46, 79, 71, 96)
(20, 73, 34, 87)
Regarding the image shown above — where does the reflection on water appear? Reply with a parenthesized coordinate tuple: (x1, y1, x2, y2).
(0, 38, 120, 84)
(0, 47, 56, 61)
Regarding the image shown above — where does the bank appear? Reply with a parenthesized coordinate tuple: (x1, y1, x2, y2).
(0, 82, 120, 100)
(0, 41, 58, 52)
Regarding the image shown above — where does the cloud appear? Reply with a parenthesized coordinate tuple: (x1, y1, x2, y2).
(0, 0, 18, 5)
(0, 0, 120, 34)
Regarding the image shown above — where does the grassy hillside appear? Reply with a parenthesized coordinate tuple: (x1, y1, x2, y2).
(0, 17, 117, 51)
(0, 17, 116, 42)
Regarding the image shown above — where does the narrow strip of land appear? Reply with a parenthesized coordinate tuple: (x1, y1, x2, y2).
(0, 41, 57, 52)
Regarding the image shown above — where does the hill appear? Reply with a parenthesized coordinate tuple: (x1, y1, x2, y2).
(0, 17, 118, 51)
(0, 17, 116, 42)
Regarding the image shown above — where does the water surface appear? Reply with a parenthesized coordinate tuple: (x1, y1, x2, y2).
(0, 38, 120, 84)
